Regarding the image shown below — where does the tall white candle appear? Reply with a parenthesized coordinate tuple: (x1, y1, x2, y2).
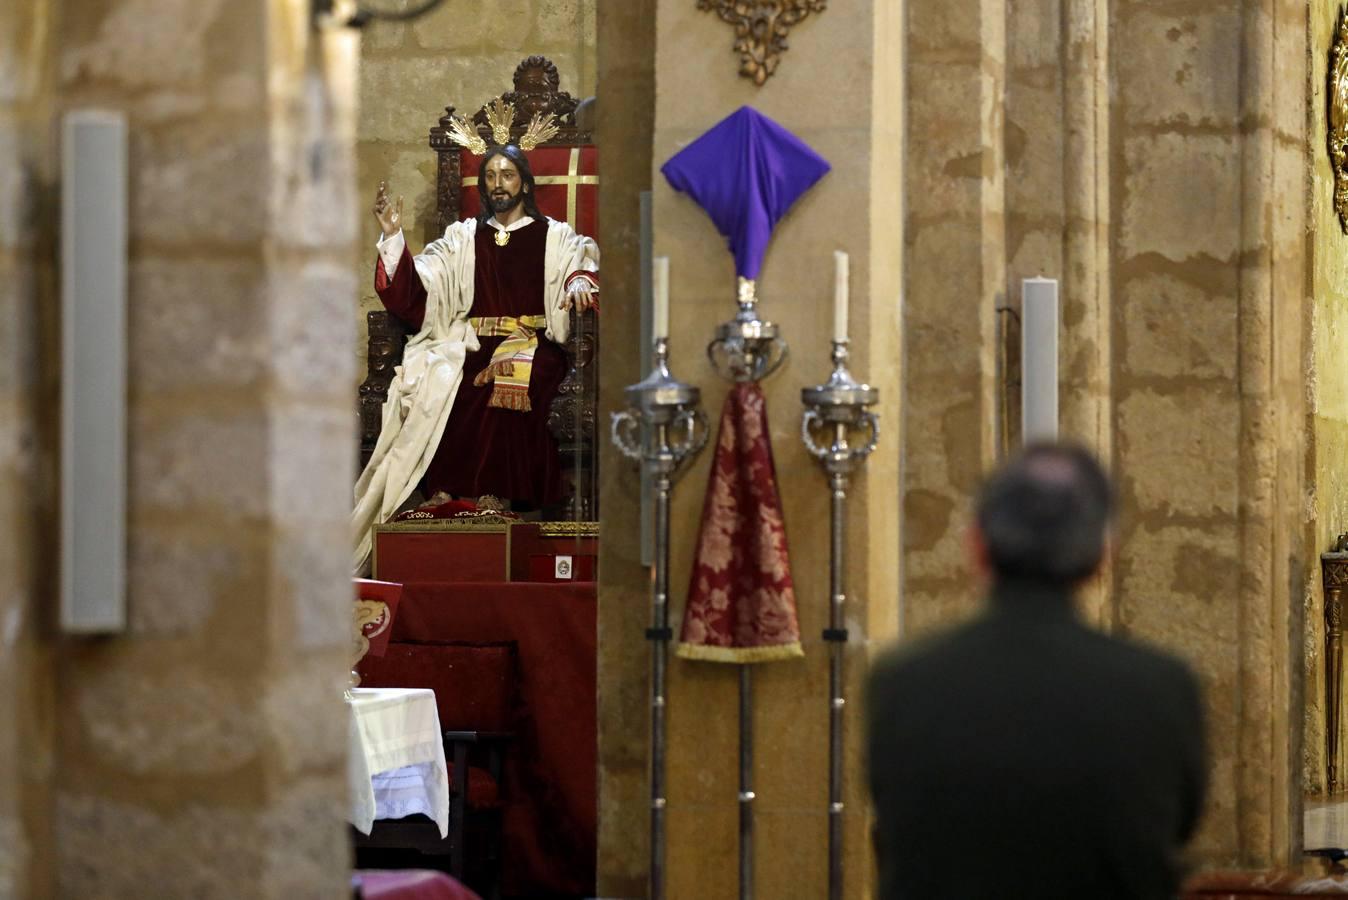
(1021, 277, 1059, 442)
(652, 256, 670, 341)
(833, 250, 849, 343)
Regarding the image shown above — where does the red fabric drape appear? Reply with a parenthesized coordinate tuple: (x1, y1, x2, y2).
(679, 382, 804, 663)
(380, 581, 596, 897)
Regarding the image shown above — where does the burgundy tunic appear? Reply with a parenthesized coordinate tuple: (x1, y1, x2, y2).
(375, 218, 565, 506)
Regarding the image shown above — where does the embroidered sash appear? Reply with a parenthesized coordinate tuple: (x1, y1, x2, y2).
(469, 315, 549, 412)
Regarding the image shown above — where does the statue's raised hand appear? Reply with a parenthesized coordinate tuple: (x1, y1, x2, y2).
(373, 181, 403, 238)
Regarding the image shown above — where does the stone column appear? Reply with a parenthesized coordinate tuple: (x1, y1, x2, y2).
(0, 1, 361, 895)
(0, 2, 57, 895)
(598, 0, 905, 895)
(1108, 0, 1306, 866)
(1004, 0, 1114, 626)
(902, 0, 1006, 636)
(594, 0, 657, 896)
(1305, 0, 1348, 806)
(907, 0, 1309, 868)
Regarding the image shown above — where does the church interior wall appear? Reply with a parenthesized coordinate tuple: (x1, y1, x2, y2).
(900, 0, 1309, 869)
(1002, 0, 1114, 627)
(0, 0, 1331, 895)
(1104, 0, 1307, 864)
(1306, 0, 1348, 804)
(1107, 0, 1253, 862)
(0, 1, 59, 894)
(1096, 0, 1311, 865)
(593, 0, 656, 895)
(0, 0, 364, 894)
(354, 0, 597, 376)
(901, 0, 1006, 640)
(604, 0, 906, 895)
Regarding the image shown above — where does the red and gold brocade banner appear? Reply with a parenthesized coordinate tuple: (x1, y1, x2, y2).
(461, 145, 599, 237)
(678, 383, 804, 663)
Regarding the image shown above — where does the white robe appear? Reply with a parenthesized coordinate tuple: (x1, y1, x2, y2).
(352, 216, 600, 571)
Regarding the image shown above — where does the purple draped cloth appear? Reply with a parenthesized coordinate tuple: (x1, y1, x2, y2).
(661, 108, 829, 664)
(661, 106, 831, 279)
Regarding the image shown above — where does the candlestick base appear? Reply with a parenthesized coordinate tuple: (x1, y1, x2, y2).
(801, 341, 880, 472)
(611, 337, 708, 471)
(707, 290, 789, 383)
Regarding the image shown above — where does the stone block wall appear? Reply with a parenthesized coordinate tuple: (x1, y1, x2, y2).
(1109, 0, 1306, 864)
(903, 0, 1309, 869)
(1307, 0, 1348, 802)
(0, 1, 58, 895)
(593, 0, 655, 896)
(0, 0, 362, 895)
(354, 0, 597, 374)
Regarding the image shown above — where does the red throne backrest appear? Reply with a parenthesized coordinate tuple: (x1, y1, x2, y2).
(460, 146, 598, 239)
(357, 641, 518, 733)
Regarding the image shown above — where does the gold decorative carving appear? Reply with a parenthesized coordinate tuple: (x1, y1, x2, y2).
(1329, 6, 1348, 233)
(443, 94, 562, 157)
(445, 112, 487, 156)
(530, 521, 600, 539)
(518, 113, 561, 152)
(486, 97, 515, 145)
(349, 598, 392, 689)
(698, 0, 827, 86)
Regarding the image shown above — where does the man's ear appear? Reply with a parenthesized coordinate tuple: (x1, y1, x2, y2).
(966, 525, 992, 578)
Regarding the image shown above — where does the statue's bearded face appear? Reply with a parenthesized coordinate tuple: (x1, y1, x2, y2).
(483, 155, 525, 213)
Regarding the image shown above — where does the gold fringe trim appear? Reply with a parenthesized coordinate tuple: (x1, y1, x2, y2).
(473, 360, 517, 387)
(487, 388, 531, 412)
(675, 641, 805, 664)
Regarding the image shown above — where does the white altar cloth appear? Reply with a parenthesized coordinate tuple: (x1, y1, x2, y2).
(346, 687, 449, 838)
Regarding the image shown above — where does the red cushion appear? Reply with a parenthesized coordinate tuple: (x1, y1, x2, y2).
(448, 762, 500, 811)
(354, 869, 482, 900)
(357, 641, 517, 733)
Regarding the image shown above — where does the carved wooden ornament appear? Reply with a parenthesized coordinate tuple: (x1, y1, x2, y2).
(1330, 6, 1348, 233)
(698, 0, 827, 86)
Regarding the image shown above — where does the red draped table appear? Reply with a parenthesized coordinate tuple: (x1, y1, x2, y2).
(369, 581, 597, 897)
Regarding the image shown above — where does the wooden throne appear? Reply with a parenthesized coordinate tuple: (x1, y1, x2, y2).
(358, 56, 599, 520)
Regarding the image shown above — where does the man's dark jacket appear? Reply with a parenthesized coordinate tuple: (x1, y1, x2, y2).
(866, 579, 1206, 900)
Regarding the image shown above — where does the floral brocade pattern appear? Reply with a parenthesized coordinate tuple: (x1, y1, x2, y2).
(678, 383, 803, 663)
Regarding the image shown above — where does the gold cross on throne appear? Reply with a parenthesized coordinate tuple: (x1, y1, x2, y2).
(463, 147, 597, 226)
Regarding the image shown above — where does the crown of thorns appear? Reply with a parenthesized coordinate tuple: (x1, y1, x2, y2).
(444, 96, 561, 156)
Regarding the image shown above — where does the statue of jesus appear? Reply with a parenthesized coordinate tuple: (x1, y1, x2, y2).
(352, 142, 599, 570)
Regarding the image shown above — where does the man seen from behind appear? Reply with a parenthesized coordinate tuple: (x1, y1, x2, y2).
(866, 443, 1206, 899)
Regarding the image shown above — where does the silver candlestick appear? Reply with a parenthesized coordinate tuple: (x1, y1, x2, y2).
(705, 277, 785, 900)
(800, 339, 879, 900)
(611, 336, 707, 900)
